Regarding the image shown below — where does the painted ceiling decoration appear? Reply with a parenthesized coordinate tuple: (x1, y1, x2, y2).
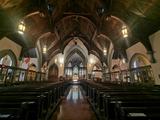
(0, 0, 160, 62)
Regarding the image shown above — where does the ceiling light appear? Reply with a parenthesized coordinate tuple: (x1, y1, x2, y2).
(103, 48, 107, 56)
(122, 25, 128, 38)
(122, 58, 126, 63)
(18, 21, 25, 34)
(43, 45, 47, 54)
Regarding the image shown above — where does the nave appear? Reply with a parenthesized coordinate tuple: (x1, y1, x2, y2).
(1, 79, 160, 120)
(51, 85, 97, 120)
(0, 0, 160, 120)
(0, 81, 98, 120)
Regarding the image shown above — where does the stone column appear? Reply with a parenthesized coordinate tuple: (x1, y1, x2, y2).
(102, 62, 108, 82)
(147, 51, 160, 85)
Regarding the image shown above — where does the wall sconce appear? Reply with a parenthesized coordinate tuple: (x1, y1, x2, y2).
(60, 63, 63, 67)
(89, 58, 95, 64)
(89, 63, 92, 67)
(18, 21, 25, 34)
(122, 58, 126, 64)
(103, 48, 107, 56)
(43, 45, 47, 54)
(122, 25, 128, 38)
(59, 55, 64, 64)
(54, 58, 57, 63)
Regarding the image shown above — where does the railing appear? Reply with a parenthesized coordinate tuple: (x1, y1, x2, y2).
(104, 65, 155, 84)
(0, 64, 46, 85)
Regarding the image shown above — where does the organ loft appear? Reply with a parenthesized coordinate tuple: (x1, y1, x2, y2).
(0, 0, 160, 120)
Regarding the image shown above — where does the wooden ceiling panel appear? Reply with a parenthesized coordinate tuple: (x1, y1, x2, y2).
(0, 0, 160, 60)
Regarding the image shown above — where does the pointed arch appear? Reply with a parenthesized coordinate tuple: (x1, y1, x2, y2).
(48, 63, 59, 81)
(129, 53, 151, 69)
(0, 49, 17, 66)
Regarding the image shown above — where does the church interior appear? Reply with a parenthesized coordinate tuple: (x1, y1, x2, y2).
(0, 0, 160, 120)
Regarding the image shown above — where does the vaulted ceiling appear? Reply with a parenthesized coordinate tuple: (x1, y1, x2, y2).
(0, 0, 160, 61)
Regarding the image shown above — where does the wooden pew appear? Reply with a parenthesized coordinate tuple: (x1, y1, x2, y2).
(1, 90, 52, 114)
(0, 95, 44, 120)
(0, 101, 36, 120)
(81, 81, 160, 120)
(105, 93, 160, 120)
(0, 81, 69, 120)
(118, 106, 160, 120)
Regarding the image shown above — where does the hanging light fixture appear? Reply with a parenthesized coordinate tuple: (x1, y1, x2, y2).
(18, 21, 25, 34)
(103, 48, 107, 56)
(43, 45, 47, 54)
(122, 25, 128, 38)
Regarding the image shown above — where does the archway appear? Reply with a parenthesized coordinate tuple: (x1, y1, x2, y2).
(48, 64, 59, 81)
(0, 49, 17, 66)
(129, 53, 153, 83)
(91, 65, 102, 82)
(130, 53, 150, 69)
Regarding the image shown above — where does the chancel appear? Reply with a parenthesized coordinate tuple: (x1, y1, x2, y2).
(0, 0, 160, 120)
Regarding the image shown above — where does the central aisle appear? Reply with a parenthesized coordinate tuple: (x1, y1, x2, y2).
(51, 85, 97, 120)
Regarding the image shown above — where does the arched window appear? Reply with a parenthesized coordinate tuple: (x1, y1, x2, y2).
(73, 65, 78, 75)
(80, 63, 83, 67)
(65, 62, 72, 76)
(130, 53, 150, 69)
(0, 55, 13, 66)
(0, 50, 17, 66)
(68, 62, 72, 67)
(48, 63, 59, 81)
(129, 53, 154, 84)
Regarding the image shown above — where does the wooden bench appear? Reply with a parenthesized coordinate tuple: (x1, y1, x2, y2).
(1, 91, 52, 113)
(0, 95, 45, 120)
(0, 101, 37, 120)
(103, 94, 160, 120)
(118, 106, 160, 120)
(81, 81, 160, 120)
(0, 81, 69, 120)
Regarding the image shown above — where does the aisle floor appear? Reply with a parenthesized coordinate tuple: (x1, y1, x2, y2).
(51, 85, 97, 120)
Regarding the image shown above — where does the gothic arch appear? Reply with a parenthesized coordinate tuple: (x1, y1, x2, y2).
(48, 63, 59, 81)
(0, 49, 17, 66)
(129, 53, 150, 69)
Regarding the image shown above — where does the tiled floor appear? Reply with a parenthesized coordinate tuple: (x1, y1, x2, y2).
(51, 85, 97, 120)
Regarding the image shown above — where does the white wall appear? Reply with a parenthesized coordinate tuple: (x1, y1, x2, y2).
(0, 37, 22, 63)
(149, 30, 160, 85)
(149, 30, 160, 63)
(111, 42, 150, 72)
(87, 54, 101, 74)
(126, 42, 149, 63)
(125, 35, 160, 85)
